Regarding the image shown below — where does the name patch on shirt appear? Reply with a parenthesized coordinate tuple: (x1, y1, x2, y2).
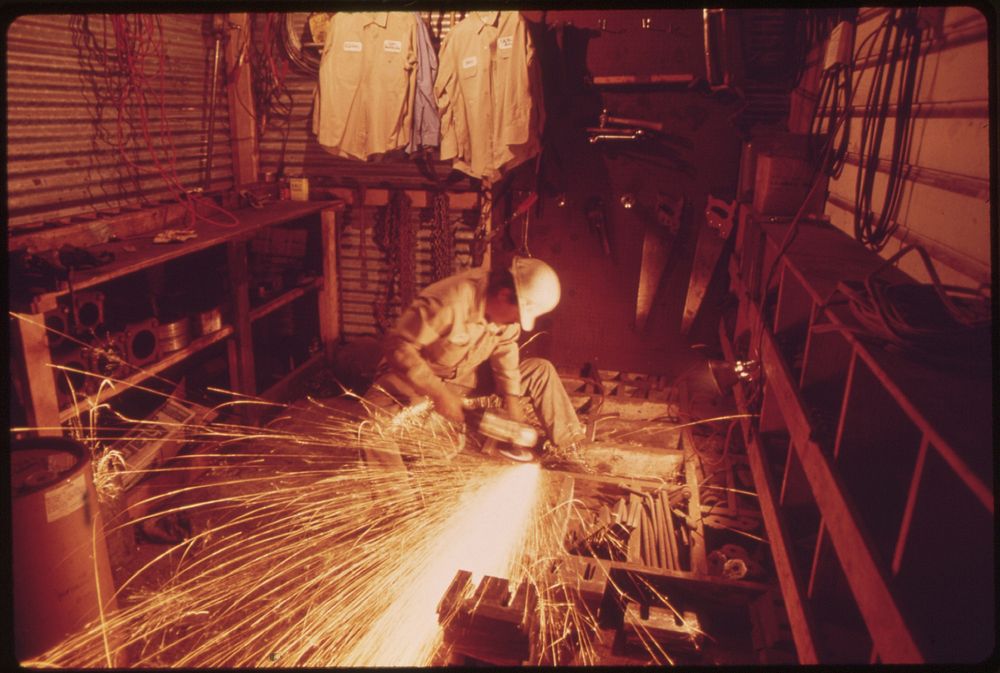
(383, 39, 402, 53)
(498, 36, 514, 50)
(342, 41, 362, 52)
(462, 55, 478, 69)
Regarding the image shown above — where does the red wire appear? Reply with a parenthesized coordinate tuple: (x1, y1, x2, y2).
(106, 14, 240, 229)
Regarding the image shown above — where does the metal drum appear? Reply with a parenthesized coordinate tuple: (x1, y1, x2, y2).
(11, 436, 118, 661)
(157, 316, 191, 354)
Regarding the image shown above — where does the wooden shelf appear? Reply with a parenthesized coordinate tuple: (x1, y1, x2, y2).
(58, 325, 235, 423)
(249, 276, 324, 323)
(30, 201, 330, 313)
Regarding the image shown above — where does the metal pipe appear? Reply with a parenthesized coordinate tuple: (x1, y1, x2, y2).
(204, 15, 226, 191)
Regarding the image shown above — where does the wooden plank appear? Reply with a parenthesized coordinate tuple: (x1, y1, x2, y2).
(227, 240, 255, 396)
(225, 13, 258, 185)
(260, 351, 328, 403)
(29, 201, 329, 312)
(327, 187, 479, 209)
(249, 276, 323, 323)
(12, 313, 62, 435)
(55, 326, 234, 423)
(600, 558, 771, 602)
(317, 207, 341, 358)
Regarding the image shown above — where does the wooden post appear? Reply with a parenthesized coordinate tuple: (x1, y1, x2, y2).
(13, 313, 62, 436)
(227, 240, 256, 397)
(224, 13, 258, 186)
(318, 207, 341, 359)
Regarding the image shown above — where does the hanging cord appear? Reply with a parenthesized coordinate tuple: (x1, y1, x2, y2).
(852, 8, 923, 251)
(85, 15, 241, 229)
(817, 245, 991, 367)
(809, 60, 852, 178)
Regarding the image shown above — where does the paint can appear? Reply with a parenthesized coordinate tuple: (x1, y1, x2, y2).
(11, 436, 118, 662)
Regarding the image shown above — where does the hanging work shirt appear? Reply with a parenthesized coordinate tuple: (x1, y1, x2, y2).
(312, 12, 418, 159)
(435, 11, 545, 181)
(381, 267, 522, 397)
(406, 13, 440, 154)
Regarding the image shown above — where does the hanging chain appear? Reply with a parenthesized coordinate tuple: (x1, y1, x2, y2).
(431, 191, 453, 281)
(470, 183, 492, 268)
(355, 185, 368, 290)
(372, 189, 414, 333)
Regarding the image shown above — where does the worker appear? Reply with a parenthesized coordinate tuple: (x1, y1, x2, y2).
(362, 256, 589, 471)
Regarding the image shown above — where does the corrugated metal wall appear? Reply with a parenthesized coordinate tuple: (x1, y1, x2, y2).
(6, 14, 234, 231)
(793, 6, 991, 289)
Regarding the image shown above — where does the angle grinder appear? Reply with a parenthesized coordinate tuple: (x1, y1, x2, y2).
(462, 403, 539, 463)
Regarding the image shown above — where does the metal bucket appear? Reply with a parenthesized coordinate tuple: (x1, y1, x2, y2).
(11, 436, 118, 662)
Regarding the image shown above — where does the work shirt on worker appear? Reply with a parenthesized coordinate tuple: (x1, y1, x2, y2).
(312, 12, 418, 159)
(381, 267, 522, 397)
(435, 11, 544, 181)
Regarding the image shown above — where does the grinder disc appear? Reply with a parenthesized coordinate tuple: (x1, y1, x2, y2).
(497, 446, 535, 463)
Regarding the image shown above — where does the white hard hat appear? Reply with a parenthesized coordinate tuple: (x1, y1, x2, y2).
(510, 256, 560, 331)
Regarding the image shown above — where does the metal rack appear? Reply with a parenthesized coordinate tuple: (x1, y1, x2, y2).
(722, 207, 993, 663)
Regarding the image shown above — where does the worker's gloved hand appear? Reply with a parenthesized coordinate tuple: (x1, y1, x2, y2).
(430, 388, 465, 424)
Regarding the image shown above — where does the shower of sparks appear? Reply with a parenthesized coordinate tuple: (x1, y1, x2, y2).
(12, 310, 717, 667)
(16, 385, 607, 668)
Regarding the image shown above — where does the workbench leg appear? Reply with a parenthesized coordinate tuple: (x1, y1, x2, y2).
(318, 207, 341, 360)
(13, 313, 63, 436)
(227, 240, 257, 423)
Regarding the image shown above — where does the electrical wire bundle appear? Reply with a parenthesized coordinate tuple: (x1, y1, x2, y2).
(72, 15, 239, 228)
(852, 8, 924, 251)
(809, 60, 852, 177)
(249, 13, 294, 144)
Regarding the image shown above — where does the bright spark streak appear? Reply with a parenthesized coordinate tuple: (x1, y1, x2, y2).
(342, 462, 543, 667)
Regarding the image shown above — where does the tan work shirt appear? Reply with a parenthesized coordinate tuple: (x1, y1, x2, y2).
(312, 12, 418, 159)
(435, 11, 544, 180)
(381, 267, 523, 397)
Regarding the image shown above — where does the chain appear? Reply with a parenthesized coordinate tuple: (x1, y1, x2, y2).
(470, 183, 492, 268)
(430, 191, 453, 281)
(372, 189, 414, 334)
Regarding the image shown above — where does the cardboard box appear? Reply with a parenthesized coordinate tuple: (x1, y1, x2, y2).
(737, 132, 813, 203)
(752, 153, 827, 217)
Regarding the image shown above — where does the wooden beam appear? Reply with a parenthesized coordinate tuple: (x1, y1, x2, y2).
(318, 207, 341, 358)
(226, 239, 256, 396)
(225, 13, 258, 185)
(326, 187, 479, 209)
(12, 313, 62, 436)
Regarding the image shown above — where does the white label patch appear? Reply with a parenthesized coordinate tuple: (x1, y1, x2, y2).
(498, 36, 514, 50)
(462, 55, 478, 69)
(383, 39, 402, 53)
(44, 472, 87, 523)
(343, 41, 362, 52)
